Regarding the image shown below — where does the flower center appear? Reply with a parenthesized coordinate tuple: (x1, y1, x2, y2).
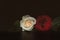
(24, 20, 32, 28)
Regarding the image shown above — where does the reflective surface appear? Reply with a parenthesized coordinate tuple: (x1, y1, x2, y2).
(0, 30, 60, 40)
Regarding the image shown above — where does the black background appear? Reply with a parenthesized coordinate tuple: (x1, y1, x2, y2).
(0, 0, 60, 40)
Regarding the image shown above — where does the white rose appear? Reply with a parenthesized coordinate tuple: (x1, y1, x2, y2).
(20, 15, 36, 31)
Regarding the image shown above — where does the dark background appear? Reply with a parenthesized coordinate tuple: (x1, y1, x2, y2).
(0, 0, 60, 40)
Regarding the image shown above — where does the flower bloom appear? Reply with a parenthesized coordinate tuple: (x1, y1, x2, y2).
(20, 15, 36, 31)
